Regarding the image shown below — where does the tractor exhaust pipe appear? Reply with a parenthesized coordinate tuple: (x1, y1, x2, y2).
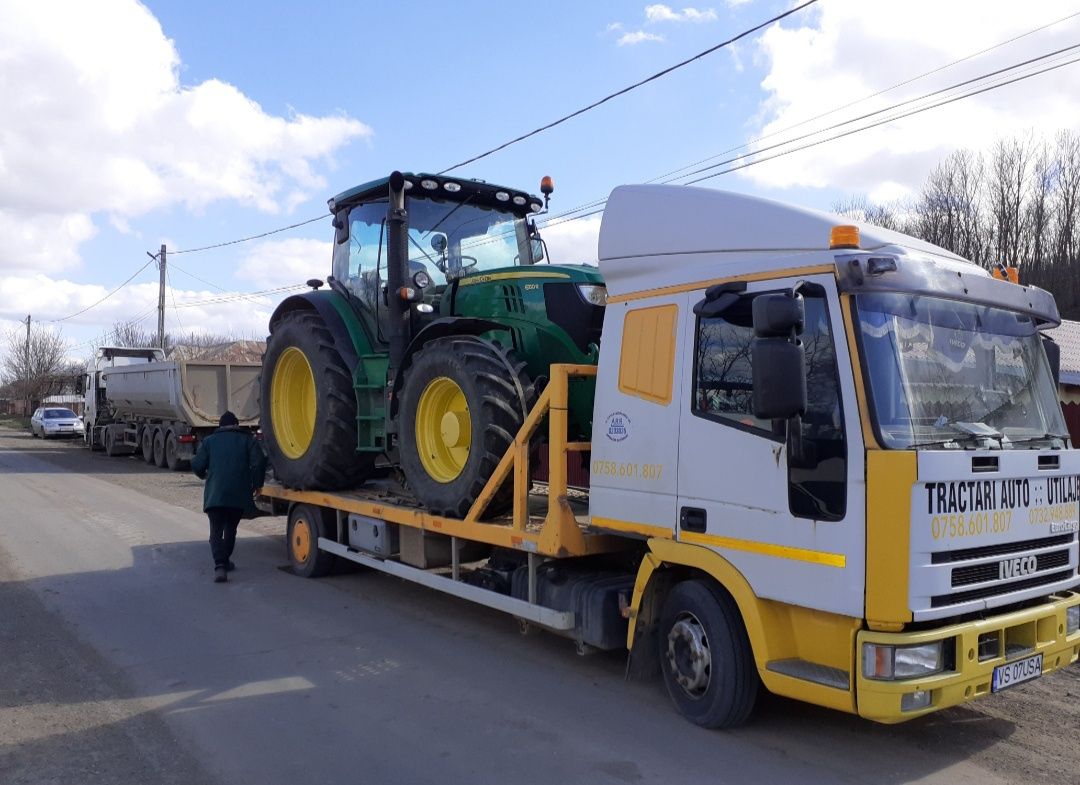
(386, 170, 410, 384)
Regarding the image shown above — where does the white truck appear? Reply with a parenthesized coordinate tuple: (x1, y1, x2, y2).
(260, 184, 1080, 728)
(82, 346, 260, 469)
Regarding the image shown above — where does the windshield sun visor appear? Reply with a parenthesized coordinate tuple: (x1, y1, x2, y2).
(835, 253, 1060, 329)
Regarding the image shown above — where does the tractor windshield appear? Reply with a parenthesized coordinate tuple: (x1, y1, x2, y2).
(405, 197, 531, 285)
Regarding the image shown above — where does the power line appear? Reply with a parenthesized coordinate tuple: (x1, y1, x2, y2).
(669, 42, 1080, 184)
(171, 214, 327, 254)
(435, 0, 820, 175)
(682, 50, 1080, 186)
(649, 8, 1080, 184)
(165, 268, 184, 332)
(47, 257, 155, 323)
(532, 42, 1080, 232)
(169, 261, 229, 292)
(170, 284, 307, 309)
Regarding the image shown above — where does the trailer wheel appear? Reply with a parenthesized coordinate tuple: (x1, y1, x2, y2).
(262, 310, 374, 490)
(399, 337, 534, 518)
(153, 428, 168, 468)
(287, 504, 336, 578)
(141, 427, 154, 464)
(658, 580, 758, 729)
(165, 432, 187, 471)
(103, 427, 120, 457)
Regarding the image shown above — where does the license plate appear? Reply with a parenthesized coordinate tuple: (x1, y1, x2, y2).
(991, 653, 1042, 692)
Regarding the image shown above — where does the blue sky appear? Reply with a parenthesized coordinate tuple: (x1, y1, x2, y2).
(1, 0, 1078, 355)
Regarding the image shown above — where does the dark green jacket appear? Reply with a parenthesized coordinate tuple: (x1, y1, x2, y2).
(191, 427, 268, 513)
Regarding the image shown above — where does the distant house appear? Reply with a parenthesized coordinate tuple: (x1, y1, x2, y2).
(1046, 319, 1080, 441)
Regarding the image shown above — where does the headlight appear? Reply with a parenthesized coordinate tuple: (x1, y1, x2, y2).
(1067, 604, 1080, 636)
(577, 284, 607, 307)
(862, 641, 944, 680)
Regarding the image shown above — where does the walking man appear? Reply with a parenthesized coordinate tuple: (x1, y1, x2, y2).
(191, 411, 267, 583)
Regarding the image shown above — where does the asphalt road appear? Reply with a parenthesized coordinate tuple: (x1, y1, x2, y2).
(1, 428, 1078, 785)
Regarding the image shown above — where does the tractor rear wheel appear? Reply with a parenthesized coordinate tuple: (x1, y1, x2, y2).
(399, 337, 534, 518)
(261, 310, 373, 490)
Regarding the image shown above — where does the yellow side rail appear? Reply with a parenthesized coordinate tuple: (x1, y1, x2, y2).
(260, 364, 620, 558)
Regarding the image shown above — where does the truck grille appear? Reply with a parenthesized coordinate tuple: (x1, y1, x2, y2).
(928, 532, 1077, 609)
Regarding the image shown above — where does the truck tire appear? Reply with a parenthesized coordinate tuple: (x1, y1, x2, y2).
(104, 427, 119, 457)
(141, 428, 155, 463)
(165, 432, 187, 471)
(658, 580, 758, 729)
(153, 428, 168, 468)
(399, 337, 534, 518)
(262, 310, 373, 490)
(287, 503, 337, 578)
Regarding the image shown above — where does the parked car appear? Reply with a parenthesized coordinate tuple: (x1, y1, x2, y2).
(30, 407, 85, 439)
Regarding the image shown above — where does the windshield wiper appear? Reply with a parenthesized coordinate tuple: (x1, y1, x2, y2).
(1003, 432, 1069, 447)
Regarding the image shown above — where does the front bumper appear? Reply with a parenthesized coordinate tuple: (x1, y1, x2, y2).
(857, 590, 1080, 723)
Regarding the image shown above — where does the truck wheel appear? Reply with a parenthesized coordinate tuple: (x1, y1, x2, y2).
(165, 432, 187, 471)
(153, 429, 168, 468)
(262, 310, 373, 490)
(399, 337, 534, 518)
(287, 504, 337, 578)
(658, 580, 758, 729)
(104, 428, 119, 456)
(141, 428, 154, 463)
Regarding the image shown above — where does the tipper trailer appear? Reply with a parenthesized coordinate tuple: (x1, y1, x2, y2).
(82, 347, 260, 469)
(260, 182, 1080, 728)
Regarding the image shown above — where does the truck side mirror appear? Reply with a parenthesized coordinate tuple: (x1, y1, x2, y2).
(752, 292, 804, 337)
(1042, 335, 1061, 387)
(75, 376, 85, 395)
(751, 291, 807, 420)
(751, 338, 806, 419)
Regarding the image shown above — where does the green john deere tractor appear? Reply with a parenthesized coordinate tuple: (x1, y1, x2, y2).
(261, 171, 604, 517)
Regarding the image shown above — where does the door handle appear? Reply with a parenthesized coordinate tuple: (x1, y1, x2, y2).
(680, 506, 707, 533)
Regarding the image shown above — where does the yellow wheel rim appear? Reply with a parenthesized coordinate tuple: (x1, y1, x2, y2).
(415, 377, 471, 483)
(292, 517, 312, 564)
(271, 346, 316, 459)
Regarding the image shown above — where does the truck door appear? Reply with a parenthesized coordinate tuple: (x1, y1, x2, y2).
(676, 274, 865, 617)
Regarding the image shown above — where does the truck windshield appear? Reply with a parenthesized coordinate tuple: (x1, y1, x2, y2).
(405, 197, 529, 285)
(856, 292, 1067, 449)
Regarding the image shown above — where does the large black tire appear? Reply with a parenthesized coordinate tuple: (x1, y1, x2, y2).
(287, 504, 338, 578)
(103, 427, 120, 457)
(141, 428, 155, 463)
(399, 337, 534, 518)
(153, 428, 168, 468)
(261, 310, 374, 490)
(658, 580, 758, 729)
(165, 432, 187, 471)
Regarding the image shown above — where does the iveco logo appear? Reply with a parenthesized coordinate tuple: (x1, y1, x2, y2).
(999, 555, 1037, 580)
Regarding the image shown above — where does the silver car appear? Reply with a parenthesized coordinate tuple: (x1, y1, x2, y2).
(30, 407, 85, 439)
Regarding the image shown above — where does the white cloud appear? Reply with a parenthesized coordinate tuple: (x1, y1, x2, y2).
(743, 0, 1080, 200)
(725, 0, 752, 6)
(606, 22, 624, 33)
(645, 5, 718, 23)
(0, 273, 289, 356)
(236, 238, 332, 290)
(0, 0, 370, 274)
(543, 215, 602, 265)
(619, 31, 667, 46)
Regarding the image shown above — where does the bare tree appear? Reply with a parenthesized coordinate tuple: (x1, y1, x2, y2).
(832, 195, 908, 233)
(0, 325, 71, 409)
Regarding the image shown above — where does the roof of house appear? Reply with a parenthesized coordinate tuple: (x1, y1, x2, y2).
(1046, 319, 1080, 386)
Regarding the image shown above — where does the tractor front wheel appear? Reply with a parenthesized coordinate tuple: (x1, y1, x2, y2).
(399, 337, 533, 518)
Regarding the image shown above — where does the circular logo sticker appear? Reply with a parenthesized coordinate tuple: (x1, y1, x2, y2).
(605, 411, 631, 442)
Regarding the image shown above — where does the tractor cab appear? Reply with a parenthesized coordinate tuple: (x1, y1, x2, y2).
(329, 173, 546, 331)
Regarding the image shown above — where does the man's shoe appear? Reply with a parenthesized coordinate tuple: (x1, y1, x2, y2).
(214, 566, 228, 583)
(226, 560, 236, 571)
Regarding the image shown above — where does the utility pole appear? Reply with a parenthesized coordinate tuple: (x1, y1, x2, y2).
(24, 314, 31, 415)
(157, 243, 167, 350)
